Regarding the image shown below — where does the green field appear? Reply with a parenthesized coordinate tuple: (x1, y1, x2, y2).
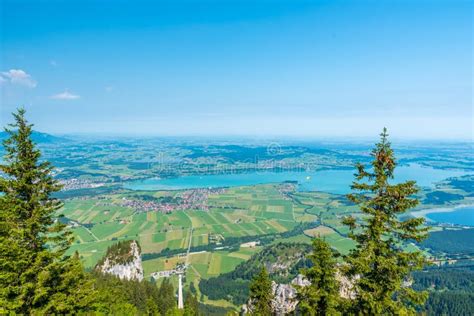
(60, 181, 366, 307)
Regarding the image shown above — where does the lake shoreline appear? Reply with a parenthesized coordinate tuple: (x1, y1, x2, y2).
(412, 204, 473, 217)
(124, 163, 472, 194)
(411, 204, 474, 224)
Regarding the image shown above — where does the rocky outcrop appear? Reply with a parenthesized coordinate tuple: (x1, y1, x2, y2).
(96, 240, 144, 281)
(242, 272, 355, 315)
(272, 274, 310, 315)
(243, 274, 310, 315)
(337, 271, 357, 300)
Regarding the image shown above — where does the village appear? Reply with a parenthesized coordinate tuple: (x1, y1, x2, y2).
(117, 188, 226, 213)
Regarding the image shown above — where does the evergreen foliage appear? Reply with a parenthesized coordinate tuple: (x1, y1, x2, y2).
(342, 128, 428, 315)
(412, 267, 474, 292)
(184, 291, 201, 316)
(92, 272, 160, 314)
(248, 266, 274, 316)
(197, 302, 234, 315)
(424, 290, 474, 315)
(412, 267, 474, 315)
(157, 277, 177, 315)
(200, 242, 310, 305)
(96, 239, 141, 267)
(33, 252, 98, 314)
(0, 109, 96, 313)
(295, 238, 341, 316)
(419, 228, 474, 254)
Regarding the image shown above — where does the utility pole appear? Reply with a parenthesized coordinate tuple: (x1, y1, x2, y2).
(178, 273, 184, 309)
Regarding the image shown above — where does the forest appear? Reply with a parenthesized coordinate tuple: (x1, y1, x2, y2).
(420, 229, 474, 254)
(413, 267, 474, 315)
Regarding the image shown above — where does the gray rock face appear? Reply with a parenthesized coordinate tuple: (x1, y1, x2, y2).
(271, 281, 297, 315)
(98, 240, 144, 281)
(243, 274, 310, 315)
(242, 270, 357, 314)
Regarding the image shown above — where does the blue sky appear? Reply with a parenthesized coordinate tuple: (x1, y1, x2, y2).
(0, 0, 472, 139)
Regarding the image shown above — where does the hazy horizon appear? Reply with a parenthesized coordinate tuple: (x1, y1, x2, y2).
(4, 128, 473, 144)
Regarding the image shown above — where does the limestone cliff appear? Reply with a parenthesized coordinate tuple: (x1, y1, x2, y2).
(271, 274, 310, 315)
(243, 272, 356, 315)
(95, 240, 144, 281)
(243, 274, 310, 315)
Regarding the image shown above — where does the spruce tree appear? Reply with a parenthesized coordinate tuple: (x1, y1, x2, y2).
(157, 277, 176, 315)
(146, 297, 160, 315)
(249, 266, 274, 316)
(33, 252, 98, 313)
(0, 109, 95, 313)
(184, 291, 201, 316)
(295, 237, 340, 316)
(342, 128, 428, 315)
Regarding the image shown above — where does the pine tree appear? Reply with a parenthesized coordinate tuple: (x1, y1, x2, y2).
(33, 252, 98, 314)
(0, 109, 96, 313)
(342, 128, 428, 315)
(157, 277, 177, 315)
(146, 297, 160, 315)
(295, 237, 340, 316)
(249, 266, 274, 316)
(184, 291, 201, 316)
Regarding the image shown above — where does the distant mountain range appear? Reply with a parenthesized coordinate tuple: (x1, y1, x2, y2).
(0, 131, 70, 144)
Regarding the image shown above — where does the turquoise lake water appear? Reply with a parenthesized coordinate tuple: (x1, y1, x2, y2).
(426, 206, 474, 227)
(124, 164, 470, 195)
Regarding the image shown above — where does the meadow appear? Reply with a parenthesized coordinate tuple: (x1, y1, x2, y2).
(59, 184, 357, 281)
(59, 179, 471, 308)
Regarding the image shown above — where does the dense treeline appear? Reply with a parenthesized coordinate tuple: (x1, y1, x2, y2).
(92, 273, 170, 314)
(412, 267, 474, 291)
(200, 275, 249, 305)
(412, 267, 474, 315)
(424, 291, 474, 315)
(198, 302, 233, 315)
(93, 272, 214, 315)
(200, 242, 311, 305)
(96, 239, 140, 266)
(228, 242, 311, 283)
(420, 228, 474, 254)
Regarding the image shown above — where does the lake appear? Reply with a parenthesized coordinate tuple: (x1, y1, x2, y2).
(425, 206, 474, 227)
(124, 164, 470, 195)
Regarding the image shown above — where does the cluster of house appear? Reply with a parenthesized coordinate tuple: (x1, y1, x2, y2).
(118, 188, 226, 213)
(179, 188, 226, 211)
(118, 198, 174, 213)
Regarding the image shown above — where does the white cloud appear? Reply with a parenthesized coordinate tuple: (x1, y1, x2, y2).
(0, 69, 37, 88)
(50, 90, 80, 100)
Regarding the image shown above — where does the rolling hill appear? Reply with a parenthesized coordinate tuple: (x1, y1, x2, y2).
(0, 131, 70, 144)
